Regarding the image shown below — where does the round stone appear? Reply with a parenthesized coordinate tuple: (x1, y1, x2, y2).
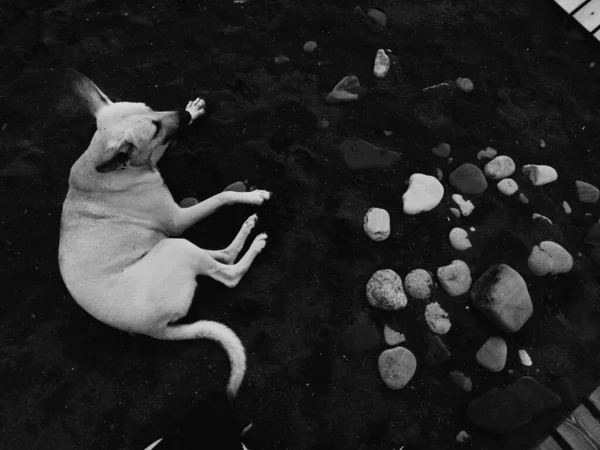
(497, 178, 518, 196)
(404, 269, 435, 301)
(576, 180, 600, 203)
(437, 260, 472, 296)
(373, 49, 390, 78)
(378, 347, 417, 389)
(425, 302, 451, 334)
(303, 41, 317, 52)
(432, 143, 451, 158)
(179, 197, 198, 208)
(403, 173, 444, 215)
(366, 269, 407, 310)
(449, 228, 472, 250)
(528, 241, 573, 276)
(449, 163, 488, 194)
(364, 207, 390, 241)
(484, 155, 515, 180)
(476, 336, 507, 372)
(477, 147, 497, 160)
(456, 77, 474, 92)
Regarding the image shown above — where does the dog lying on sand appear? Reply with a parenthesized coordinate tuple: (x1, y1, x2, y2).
(59, 69, 271, 399)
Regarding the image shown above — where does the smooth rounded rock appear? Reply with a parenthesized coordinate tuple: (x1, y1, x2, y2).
(576, 180, 600, 203)
(384, 324, 406, 346)
(404, 269, 435, 301)
(522, 164, 557, 186)
(403, 174, 444, 215)
(449, 228, 472, 250)
(367, 8, 387, 27)
(303, 41, 317, 52)
(373, 49, 390, 78)
(378, 347, 417, 389)
(432, 143, 451, 158)
(451, 194, 474, 216)
(437, 260, 472, 296)
(477, 147, 498, 160)
(449, 163, 488, 194)
(484, 155, 516, 180)
(456, 77, 474, 92)
(425, 302, 451, 334)
(519, 349, 533, 366)
(366, 269, 407, 310)
(528, 241, 573, 276)
(498, 178, 518, 196)
(364, 207, 390, 241)
(476, 337, 507, 372)
(563, 201, 572, 214)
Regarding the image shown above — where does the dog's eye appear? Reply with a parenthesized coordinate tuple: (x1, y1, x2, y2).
(152, 120, 161, 138)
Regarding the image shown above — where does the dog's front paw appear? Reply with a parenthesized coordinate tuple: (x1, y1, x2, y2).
(242, 189, 272, 205)
(186, 97, 206, 123)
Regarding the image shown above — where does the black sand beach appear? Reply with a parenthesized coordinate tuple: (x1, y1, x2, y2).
(1, 0, 600, 449)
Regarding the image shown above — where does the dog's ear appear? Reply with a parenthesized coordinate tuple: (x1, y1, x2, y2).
(95, 136, 133, 173)
(67, 68, 113, 117)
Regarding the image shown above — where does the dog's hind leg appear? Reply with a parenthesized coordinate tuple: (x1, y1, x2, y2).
(205, 214, 258, 265)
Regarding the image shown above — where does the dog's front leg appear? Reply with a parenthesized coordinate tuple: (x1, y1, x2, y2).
(171, 190, 271, 235)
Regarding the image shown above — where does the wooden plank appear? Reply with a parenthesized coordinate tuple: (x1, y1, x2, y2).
(556, 405, 600, 449)
(588, 386, 600, 415)
(554, 0, 590, 14)
(573, 0, 600, 30)
(534, 435, 564, 450)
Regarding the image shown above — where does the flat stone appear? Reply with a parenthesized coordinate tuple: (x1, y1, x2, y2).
(339, 139, 400, 170)
(576, 180, 600, 203)
(223, 181, 247, 192)
(364, 207, 390, 241)
(367, 8, 387, 27)
(467, 377, 561, 434)
(404, 269, 435, 301)
(477, 147, 498, 160)
(378, 347, 417, 389)
(366, 269, 407, 310)
(384, 325, 406, 346)
(449, 163, 488, 194)
(476, 337, 507, 372)
(303, 41, 317, 53)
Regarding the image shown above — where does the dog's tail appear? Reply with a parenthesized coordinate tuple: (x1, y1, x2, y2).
(161, 320, 246, 399)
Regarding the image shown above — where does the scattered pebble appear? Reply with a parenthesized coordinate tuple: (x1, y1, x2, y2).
(456, 77, 474, 92)
(449, 163, 488, 194)
(366, 8, 387, 27)
(590, 62, 596, 69)
(404, 269, 435, 301)
(432, 143, 451, 158)
(576, 180, 600, 203)
(326, 75, 361, 104)
(519, 193, 529, 204)
(384, 325, 406, 346)
(274, 54, 290, 64)
(484, 155, 516, 180)
(518, 349, 532, 366)
(383, 130, 393, 137)
(364, 207, 390, 241)
(532, 213, 552, 225)
(437, 260, 471, 296)
(378, 347, 417, 389)
(402, 174, 444, 215)
(562, 201, 572, 214)
(540, 139, 546, 148)
(497, 178, 518, 196)
(449, 370, 473, 392)
(179, 197, 198, 208)
(528, 241, 573, 276)
(449, 227, 472, 250)
(522, 164, 558, 186)
(456, 431, 471, 443)
(303, 41, 317, 52)
(451, 194, 474, 216)
(476, 337, 508, 372)
(366, 269, 407, 310)
(373, 49, 390, 78)
(425, 302, 451, 334)
(477, 147, 498, 160)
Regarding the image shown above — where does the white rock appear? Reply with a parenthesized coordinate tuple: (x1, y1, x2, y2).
(366, 269, 407, 310)
(484, 155, 516, 180)
(425, 302, 451, 334)
(528, 241, 573, 276)
(449, 227, 472, 250)
(450, 207, 460, 218)
(456, 431, 471, 443)
(437, 260, 472, 296)
(497, 178, 518, 196)
(384, 324, 406, 346)
(477, 147, 497, 160)
(378, 347, 417, 389)
(518, 349, 532, 366)
(522, 164, 558, 186)
(451, 194, 474, 216)
(404, 269, 435, 301)
(532, 213, 552, 225)
(402, 173, 444, 215)
(373, 49, 390, 78)
(456, 77, 474, 92)
(562, 201, 572, 214)
(364, 207, 390, 241)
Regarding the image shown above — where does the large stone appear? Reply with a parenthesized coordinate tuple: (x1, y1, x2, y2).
(471, 264, 533, 333)
(339, 139, 400, 170)
(437, 260, 472, 296)
(449, 227, 472, 251)
(366, 269, 407, 310)
(576, 180, 600, 203)
(528, 241, 573, 276)
(402, 174, 444, 215)
(378, 347, 417, 389)
(449, 163, 488, 194)
(467, 377, 561, 434)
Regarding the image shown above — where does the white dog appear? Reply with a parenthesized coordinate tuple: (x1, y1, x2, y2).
(59, 69, 271, 399)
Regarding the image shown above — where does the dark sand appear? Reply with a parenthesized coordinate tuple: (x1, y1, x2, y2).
(1, 0, 600, 449)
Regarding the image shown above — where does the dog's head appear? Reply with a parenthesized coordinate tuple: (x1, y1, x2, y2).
(67, 69, 190, 174)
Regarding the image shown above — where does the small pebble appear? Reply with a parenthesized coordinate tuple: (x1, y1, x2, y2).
(179, 197, 198, 208)
(366, 269, 407, 310)
(497, 178, 518, 196)
(484, 155, 516, 180)
(366, 8, 387, 27)
(456, 431, 471, 443)
(476, 336, 507, 372)
(522, 164, 558, 186)
(540, 139, 546, 148)
(451, 194, 474, 216)
(384, 324, 406, 346)
(364, 207, 390, 241)
(477, 147, 497, 160)
(383, 130, 393, 136)
(456, 77, 474, 92)
(425, 302, 451, 335)
(274, 54, 290, 64)
(449, 370, 473, 392)
(437, 260, 471, 296)
(519, 349, 533, 366)
(519, 193, 529, 204)
(303, 41, 317, 53)
(532, 213, 552, 225)
(449, 227, 472, 250)
(562, 201, 572, 214)
(590, 62, 596, 69)
(373, 49, 390, 78)
(450, 207, 460, 218)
